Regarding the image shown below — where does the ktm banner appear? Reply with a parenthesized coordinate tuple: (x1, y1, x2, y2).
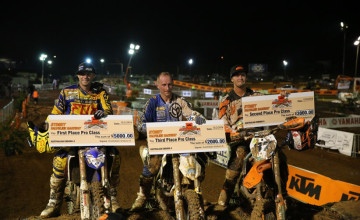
(287, 165, 360, 206)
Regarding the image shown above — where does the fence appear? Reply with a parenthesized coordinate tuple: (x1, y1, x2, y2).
(0, 99, 15, 122)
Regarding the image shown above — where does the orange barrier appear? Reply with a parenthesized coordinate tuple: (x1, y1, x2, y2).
(111, 101, 128, 115)
(315, 90, 338, 95)
(287, 165, 360, 206)
(22, 100, 26, 119)
(173, 80, 229, 92)
(174, 80, 340, 96)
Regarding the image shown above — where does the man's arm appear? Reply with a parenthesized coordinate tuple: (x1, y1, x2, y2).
(218, 96, 241, 141)
(177, 97, 206, 123)
(137, 98, 154, 135)
(97, 90, 113, 116)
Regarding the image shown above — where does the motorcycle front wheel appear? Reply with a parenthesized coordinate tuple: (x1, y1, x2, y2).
(90, 181, 105, 219)
(184, 189, 205, 220)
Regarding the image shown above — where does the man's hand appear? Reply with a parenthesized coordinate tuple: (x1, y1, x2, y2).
(94, 110, 105, 119)
(195, 117, 206, 125)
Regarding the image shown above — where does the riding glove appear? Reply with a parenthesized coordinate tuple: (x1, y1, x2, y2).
(94, 110, 105, 119)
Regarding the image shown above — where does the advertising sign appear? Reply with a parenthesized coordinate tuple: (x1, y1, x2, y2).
(318, 116, 360, 128)
(242, 92, 315, 128)
(287, 165, 360, 206)
(146, 120, 227, 154)
(316, 127, 354, 156)
(48, 115, 135, 146)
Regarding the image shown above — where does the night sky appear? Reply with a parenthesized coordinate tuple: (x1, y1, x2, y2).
(1, 1, 359, 78)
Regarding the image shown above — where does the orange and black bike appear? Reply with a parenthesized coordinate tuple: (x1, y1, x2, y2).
(234, 117, 310, 220)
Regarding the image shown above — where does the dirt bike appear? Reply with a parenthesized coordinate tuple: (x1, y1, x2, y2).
(27, 121, 117, 220)
(234, 117, 307, 220)
(154, 151, 213, 220)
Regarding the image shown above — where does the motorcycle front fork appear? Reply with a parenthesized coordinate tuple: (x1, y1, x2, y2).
(273, 151, 286, 220)
(172, 155, 185, 220)
(78, 148, 112, 219)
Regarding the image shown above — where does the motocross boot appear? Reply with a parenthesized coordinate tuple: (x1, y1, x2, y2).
(40, 176, 66, 218)
(130, 175, 154, 211)
(217, 170, 240, 206)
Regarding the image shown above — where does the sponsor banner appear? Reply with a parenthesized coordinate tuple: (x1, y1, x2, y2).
(182, 91, 192, 97)
(143, 88, 152, 95)
(194, 99, 219, 108)
(249, 63, 267, 74)
(146, 120, 227, 155)
(316, 127, 354, 156)
(211, 150, 229, 168)
(205, 92, 214, 98)
(337, 81, 351, 90)
(242, 92, 315, 128)
(48, 115, 135, 146)
(318, 116, 360, 128)
(287, 165, 360, 206)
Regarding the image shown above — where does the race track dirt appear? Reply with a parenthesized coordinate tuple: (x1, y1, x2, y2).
(1, 89, 359, 220)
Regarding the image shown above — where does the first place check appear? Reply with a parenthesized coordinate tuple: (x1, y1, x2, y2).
(48, 115, 135, 147)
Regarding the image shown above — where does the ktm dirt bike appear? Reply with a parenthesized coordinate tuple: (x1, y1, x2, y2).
(234, 117, 306, 220)
(27, 121, 117, 220)
(154, 151, 213, 220)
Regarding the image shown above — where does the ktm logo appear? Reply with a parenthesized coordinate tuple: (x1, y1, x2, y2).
(288, 174, 322, 200)
(341, 191, 360, 201)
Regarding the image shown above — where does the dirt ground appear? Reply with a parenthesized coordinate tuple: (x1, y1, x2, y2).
(0, 89, 359, 220)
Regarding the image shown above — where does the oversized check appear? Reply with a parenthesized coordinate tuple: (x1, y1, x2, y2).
(242, 91, 315, 128)
(48, 115, 135, 146)
(146, 120, 227, 155)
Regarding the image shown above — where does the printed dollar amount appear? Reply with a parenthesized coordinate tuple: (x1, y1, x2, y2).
(112, 133, 134, 139)
(205, 138, 226, 144)
(295, 109, 314, 116)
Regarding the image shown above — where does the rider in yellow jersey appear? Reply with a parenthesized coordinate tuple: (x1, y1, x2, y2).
(39, 62, 121, 218)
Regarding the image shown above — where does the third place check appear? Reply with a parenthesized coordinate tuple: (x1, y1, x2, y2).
(146, 120, 227, 155)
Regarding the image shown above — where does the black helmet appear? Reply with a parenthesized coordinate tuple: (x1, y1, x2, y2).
(230, 65, 247, 78)
(77, 62, 96, 75)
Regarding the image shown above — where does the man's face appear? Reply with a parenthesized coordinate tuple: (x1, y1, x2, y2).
(231, 72, 247, 88)
(77, 72, 95, 88)
(157, 75, 173, 100)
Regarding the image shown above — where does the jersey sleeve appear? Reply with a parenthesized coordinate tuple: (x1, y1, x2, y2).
(98, 90, 113, 115)
(178, 97, 205, 121)
(137, 98, 154, 135)
(218, 96, 238, 139)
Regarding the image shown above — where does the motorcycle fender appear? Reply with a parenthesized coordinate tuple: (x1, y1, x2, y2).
(179, 155, 201, 181)
(243, 160, 272, 189)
